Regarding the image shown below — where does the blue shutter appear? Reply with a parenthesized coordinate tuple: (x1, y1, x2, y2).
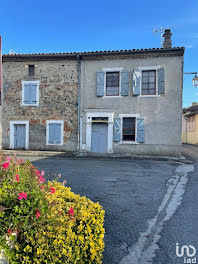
(137, 117, 144, 143)
(96, 71, 105, 97)
(133, 69, 141, 96)
(31, 84, 37, 104)
(120, 71, 129, 96)
(158, 68, 165, 94)
(113, 117, 121, 142)
(54, 124, 61, 144)
(23, 84, 31, 104)
(49, 124, 54, 144)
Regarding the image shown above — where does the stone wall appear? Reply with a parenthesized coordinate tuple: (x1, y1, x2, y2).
(2, 60, 78, 151)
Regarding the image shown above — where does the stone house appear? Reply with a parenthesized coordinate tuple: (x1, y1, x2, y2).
(2, 54, 79, 151)
(79, 30, 185, 156)
(182, 103, 198, 144)
(1, 29, 185, 156)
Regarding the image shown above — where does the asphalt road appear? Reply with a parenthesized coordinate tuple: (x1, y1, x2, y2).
(29, 152, 196, 264)
(152, 144, 198, 264)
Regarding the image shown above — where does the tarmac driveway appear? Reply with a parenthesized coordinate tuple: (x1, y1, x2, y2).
(30, 157, 193, 264)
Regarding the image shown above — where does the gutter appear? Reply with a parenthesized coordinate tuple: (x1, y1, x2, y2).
(77, 55, 81, 153)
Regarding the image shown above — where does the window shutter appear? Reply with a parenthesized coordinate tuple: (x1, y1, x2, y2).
(137, 117, 144, 143)
(49, 124, 54, 144)
(54, 124, 61, 144)
(120, 71, 129, 96)
(96, 71, 105, 97)
(23, 84, 31, 104)
(113, 117, 121, 142)
(158, 68, 165, 94)
(133, 69, 141, 96)
(31, 84, 37, 104)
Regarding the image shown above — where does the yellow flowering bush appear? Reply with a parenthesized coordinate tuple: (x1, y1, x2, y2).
(0, 156, 105, 264)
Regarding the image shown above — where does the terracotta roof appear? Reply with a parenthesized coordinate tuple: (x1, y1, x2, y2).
(183, 104, 198, 114)
(2, 47, 185, 61)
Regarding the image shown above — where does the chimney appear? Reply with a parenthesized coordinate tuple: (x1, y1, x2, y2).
(163, 29, 172, 49)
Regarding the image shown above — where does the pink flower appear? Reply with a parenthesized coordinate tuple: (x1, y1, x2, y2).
(18, 192, 27, 200)
(68, 206, 74, 217)
(41, 170, 45, 176)
(62, 180, 66, 186)
(15, 174, 19, 182)
(50, 187, 55, 194)
(2, 162, 10, 169)
(40, 185, 45, 190)
(35, 210, 41, 219)
(38, 175, 45, 184)
(6, 156, 11, 162)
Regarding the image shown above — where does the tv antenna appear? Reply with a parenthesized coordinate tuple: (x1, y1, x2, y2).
(153, 26, 175, 48)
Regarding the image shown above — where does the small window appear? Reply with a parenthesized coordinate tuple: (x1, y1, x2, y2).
(22, 81, 39, 106)
(106, 72, 119, 96)
(122, 117, 136, 141)
(47, 121, 63, 145)
(142, 70, 156, 95)
(29, 65, 35, 76)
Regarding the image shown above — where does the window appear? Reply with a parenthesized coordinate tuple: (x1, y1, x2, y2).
(142, 70, 156, 95)
(122, 117, 136, 141)
(22, 81, 39, 106)
(46, 121, 64, 145)
(29, 65, 35, 76)
(106, 72, 119, 96)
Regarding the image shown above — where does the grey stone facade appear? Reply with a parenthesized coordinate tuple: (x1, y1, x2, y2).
(2, 58, 78, 151)
(79, 48, 184, 157)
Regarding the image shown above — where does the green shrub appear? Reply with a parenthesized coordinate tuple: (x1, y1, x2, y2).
(0, 156, 105, 264)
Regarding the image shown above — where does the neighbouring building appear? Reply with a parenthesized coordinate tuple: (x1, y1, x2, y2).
(182, 103, 198, 144)
(1, 29, 185, 156)
(79, 29, 185, 156)
(2, 53, 79, 151)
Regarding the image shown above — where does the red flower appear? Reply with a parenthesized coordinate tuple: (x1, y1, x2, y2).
(68, 206, 74, 217)
(35, 169, 40, 176)
(7, 228, 11, 235)
(50, 187, 55, 194)
(2, 162, 10, 169)
(35, 210, 41, 219)
(15, 174, 19, 182)
(18, 192, 27, 200)
(40, 185, 45, 190)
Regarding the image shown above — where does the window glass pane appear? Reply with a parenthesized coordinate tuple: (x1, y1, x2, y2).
(122, 118, 135, 141)
(106, 72, 119, 96)
(141, 70, 156, 95)
(29, 65, 35, 76)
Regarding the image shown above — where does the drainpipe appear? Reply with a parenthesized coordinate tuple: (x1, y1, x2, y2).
(77, 55, 81, 153)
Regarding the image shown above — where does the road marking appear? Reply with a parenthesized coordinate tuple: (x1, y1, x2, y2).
(119, 164, 194, 264)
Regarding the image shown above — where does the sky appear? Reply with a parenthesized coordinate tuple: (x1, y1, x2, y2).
(0, 0, 198, 107)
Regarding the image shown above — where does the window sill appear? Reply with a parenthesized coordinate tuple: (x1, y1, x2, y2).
(118, 141, 139, 145)
(21, 103, 39, 106)
(139, 95, 160, 97)
(102, 95, 122, 98)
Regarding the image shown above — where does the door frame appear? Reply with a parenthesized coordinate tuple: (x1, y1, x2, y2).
(86, 112, 114, 153)
(10, 121, 29, 150)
